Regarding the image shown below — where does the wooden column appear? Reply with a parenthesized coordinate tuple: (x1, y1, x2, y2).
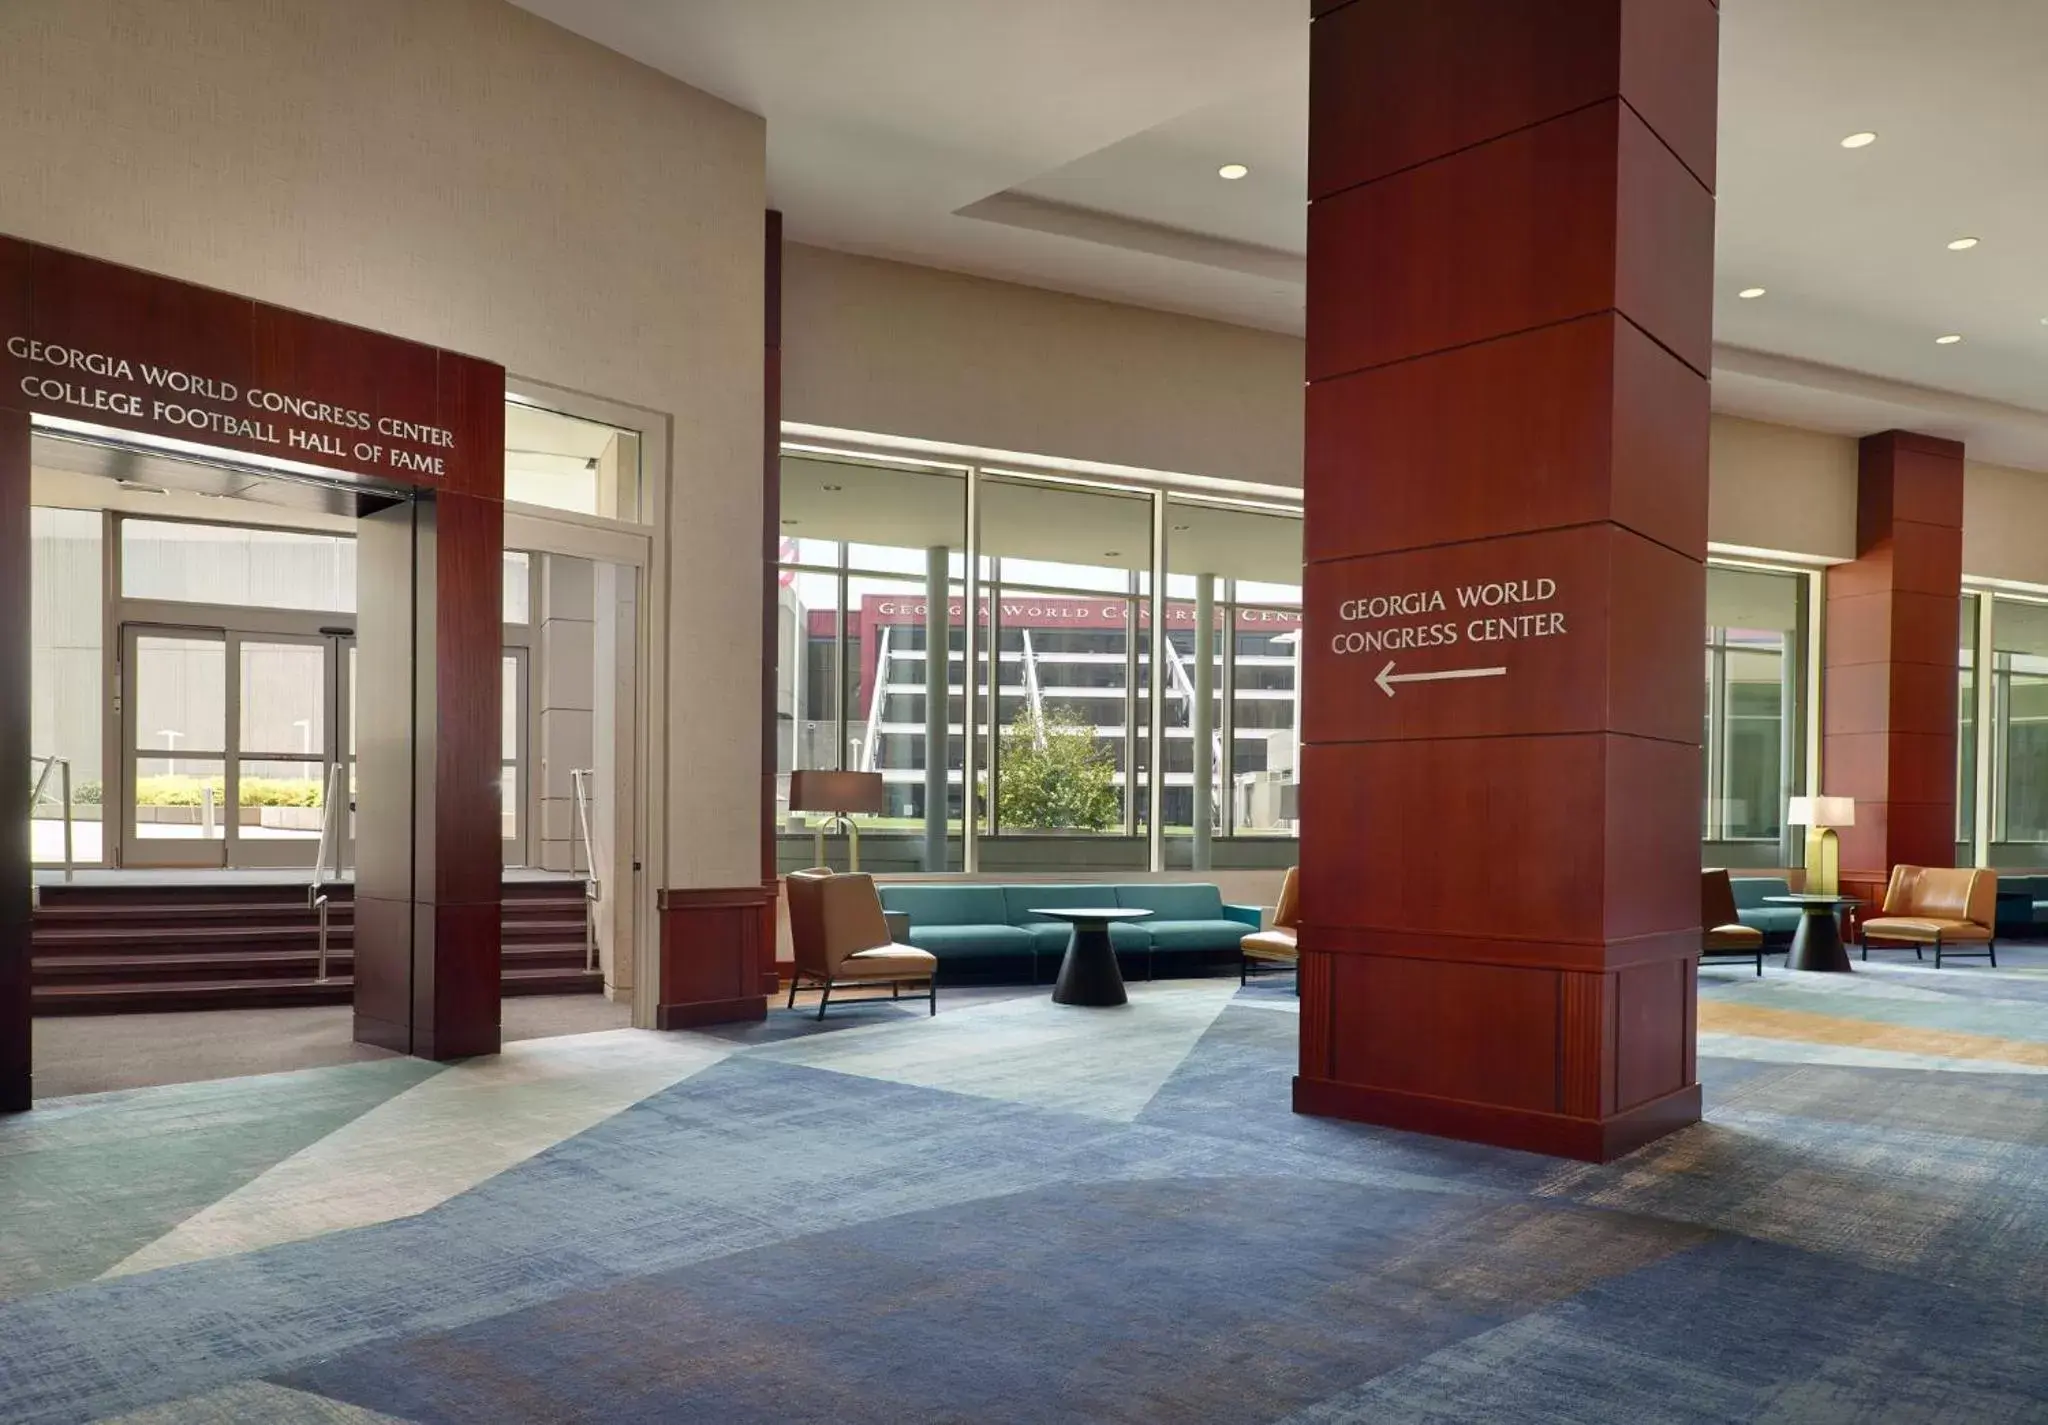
(1, 406, 28, 1112)
(1298, 0, 1717, 1161)
(1825, 431, 1965, 904)
(354, 475, 506, 1060)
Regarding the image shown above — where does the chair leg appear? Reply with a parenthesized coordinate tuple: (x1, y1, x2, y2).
(1754, 951, 1763, 977)
(929, 978, 937, 1016)
(1934, 934, 1942, 969)
(892, 981, 900, 1000)
(1240, 955, 1248, 986)
(1989, 938, 1998, 968)
(817, 981, 832, 1021)
(786, 974, 800, 1010)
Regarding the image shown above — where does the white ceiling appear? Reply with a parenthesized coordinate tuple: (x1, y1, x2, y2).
(514, 0, 2048, 461)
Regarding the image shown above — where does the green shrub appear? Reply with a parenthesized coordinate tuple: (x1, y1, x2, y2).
(74, 780, 103, 806)
(132, 776, 323, 808)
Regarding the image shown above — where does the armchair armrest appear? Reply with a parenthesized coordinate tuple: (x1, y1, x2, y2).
(1222, 903, 1265, 931)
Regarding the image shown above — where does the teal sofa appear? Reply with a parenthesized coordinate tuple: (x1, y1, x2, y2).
(875, 882, 1262, 985)
(1729, 876, 1799, 945)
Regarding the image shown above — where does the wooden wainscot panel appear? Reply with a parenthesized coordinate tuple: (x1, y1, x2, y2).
(1328, 955, 1562, 1114)
(658, 886, 772, 1029)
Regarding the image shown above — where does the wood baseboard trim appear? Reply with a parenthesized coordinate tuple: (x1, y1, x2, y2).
(656, 995, 767, 1030)
(1292, 1076, 1700, 1163)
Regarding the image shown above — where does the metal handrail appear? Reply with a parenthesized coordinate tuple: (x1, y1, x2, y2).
(570, 768, 602, 974)
(309, 763, 344, 982)
(29, 755, 75, 883)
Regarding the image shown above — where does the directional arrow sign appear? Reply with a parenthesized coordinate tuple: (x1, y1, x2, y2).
(1374, 660, 1508, 698)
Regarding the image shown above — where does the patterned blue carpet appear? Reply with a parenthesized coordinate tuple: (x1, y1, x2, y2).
(3, 958, 2046, 1423)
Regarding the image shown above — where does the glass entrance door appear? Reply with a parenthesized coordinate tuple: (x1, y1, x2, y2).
(120, 623, 354, 869)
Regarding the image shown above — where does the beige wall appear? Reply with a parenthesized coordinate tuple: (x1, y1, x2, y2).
(0, 0, 768, 890)
(1964, 461, 2048, 586)
(1707, 415, 1858, 562)
(781, 243, 1304, 487)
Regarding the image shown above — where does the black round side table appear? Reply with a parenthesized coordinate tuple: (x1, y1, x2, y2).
(1032, 908, 1153, 1007)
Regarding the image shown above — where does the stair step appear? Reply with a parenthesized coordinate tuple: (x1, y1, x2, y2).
(34, 978, 358, 1014)
(34, 949, 358, 982)
(501, 966, 605, 996)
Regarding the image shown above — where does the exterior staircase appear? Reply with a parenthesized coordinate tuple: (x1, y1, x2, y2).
(31, 878, 603, 1014)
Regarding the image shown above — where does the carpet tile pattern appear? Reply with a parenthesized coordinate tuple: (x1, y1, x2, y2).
(1, 952, 2045, 1423)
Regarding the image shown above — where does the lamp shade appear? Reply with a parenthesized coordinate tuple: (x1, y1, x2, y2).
(787, 770, 886, 815)
(1786, 795, 1855, 827)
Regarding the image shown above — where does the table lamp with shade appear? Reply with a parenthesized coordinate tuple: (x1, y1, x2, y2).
(787, 770, 886, 871)
(1787, 795, 1855, 896)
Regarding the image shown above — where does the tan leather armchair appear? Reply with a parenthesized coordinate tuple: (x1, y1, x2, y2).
(1701, 869, 1767, 976)
(785, 869, 939, 1019)
(1240, 866, 1299, 985)
(1861, 866, 1998, 967)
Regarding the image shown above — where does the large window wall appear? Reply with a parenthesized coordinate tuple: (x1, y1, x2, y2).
(774, 450, 1301, 874)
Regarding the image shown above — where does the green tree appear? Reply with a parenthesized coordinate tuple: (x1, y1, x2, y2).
(996, 707, 1120, 831)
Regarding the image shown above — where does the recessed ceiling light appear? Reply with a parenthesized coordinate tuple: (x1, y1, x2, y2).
(1217, 163, 1249, 180)
(820, 483, 842, 492)
(1936, 334, 1964, 345)
(1103, 551, 1122, 558)
(1840, 131, 1878, 149)
(1738, 287, 1767, 300)
(1171, 524, 1191, 532)
(1947, 236, 1980, 251)
(781, 518, 798, 526)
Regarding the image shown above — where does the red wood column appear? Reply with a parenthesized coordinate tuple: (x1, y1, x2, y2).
(1297, 0, 1718, 1161)
(1825, 431, 1965, 905)
(1, 405, 27, 1112)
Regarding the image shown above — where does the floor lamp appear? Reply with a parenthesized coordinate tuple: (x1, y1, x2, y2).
(788, 770, 886, 871)
(1788, 795, 1855, 896)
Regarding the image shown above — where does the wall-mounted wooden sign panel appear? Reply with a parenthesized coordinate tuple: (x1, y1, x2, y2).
(0, 236, 490, 493)
(1303, 524, 1702, 746)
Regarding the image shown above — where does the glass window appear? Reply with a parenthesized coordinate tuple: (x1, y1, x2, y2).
(503, 551, 532, 626)
(1166, 498, 1304, 843)
(121, 518, 355, 611)
(1991, 595, 2048, 844)
(1960, 593, 1978, 850)
(1703, 566, 1802, 843)
(505, 401, 642, 521)
(773, 457, 969, 863)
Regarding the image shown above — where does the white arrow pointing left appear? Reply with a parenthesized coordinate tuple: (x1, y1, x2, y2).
(1375, 660, 1508, 697)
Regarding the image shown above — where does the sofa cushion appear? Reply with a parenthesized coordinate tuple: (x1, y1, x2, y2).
(903, 925, 1035, 958)
(1147, 919, 1260, 953)
(1021, 923, 1075, 956)
(1108, 921, 1154, 951)
(1737, 908, 1803, 940)
(1114, 883, 1225, 921)
(1728, 877, 1792, 910)
(879, 884, 1012, 928)
(1003, 884, 1121, 926)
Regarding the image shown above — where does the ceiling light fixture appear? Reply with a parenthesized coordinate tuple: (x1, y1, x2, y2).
(1947, 236, 1980, 251)
(1840, 131, 1878, 149)
(1936, 334, 1964, 345)
(820, 483, 842, 492)
(1217, 163, 1249, 180)
(1738, 287, 1767, 300)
